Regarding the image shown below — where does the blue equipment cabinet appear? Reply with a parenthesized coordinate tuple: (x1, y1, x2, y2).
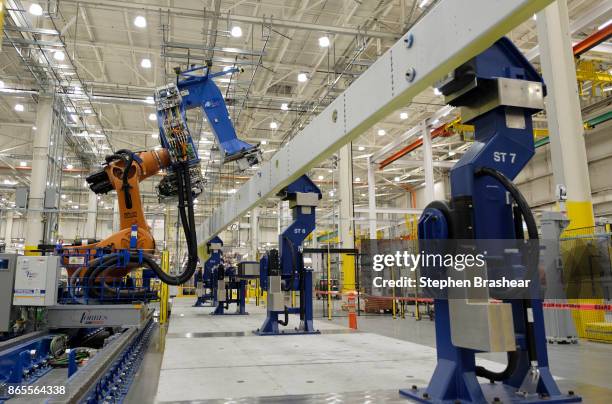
(400, 38, 581, 403)
(255, 175, 322, 335)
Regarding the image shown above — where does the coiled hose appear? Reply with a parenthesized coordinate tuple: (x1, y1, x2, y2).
(473, 167, 539, 382)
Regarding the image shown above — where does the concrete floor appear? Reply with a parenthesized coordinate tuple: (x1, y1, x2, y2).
(126, 298, 612, 403)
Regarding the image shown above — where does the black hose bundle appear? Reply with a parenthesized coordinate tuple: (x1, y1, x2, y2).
(473, 167, 540, 382)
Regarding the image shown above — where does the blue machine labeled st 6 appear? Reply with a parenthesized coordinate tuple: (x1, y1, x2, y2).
(255, 175, 321, 335)
(400, 38, 581, 404)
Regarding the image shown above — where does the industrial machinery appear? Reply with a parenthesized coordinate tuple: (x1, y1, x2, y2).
(400, 38, 580, 403)
(210, 264, 249, 316)
(256, 175, 321, 335)
(0, 254, 18, 334)
(194, 237, 223, 307)
(64, 64, 260, 302)
(0, 64, 259, 403)
(540, 212, 578, 344)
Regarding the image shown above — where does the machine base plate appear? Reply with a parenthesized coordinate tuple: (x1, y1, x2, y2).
(399, 384, 581, 403)
(253, 329, 321, 336)
(210, 312, 249, 316)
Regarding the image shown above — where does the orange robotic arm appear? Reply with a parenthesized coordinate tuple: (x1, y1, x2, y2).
(64, 149, 170, 279)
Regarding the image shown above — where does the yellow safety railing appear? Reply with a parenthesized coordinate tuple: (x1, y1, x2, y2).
(159, 250, 170, 325)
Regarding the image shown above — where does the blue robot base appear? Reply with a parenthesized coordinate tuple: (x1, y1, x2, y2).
(193, 294, 214, 307)
(210, 308, 248, 316)
(400, 384, 581, 404)
(253, 309, 320, 336)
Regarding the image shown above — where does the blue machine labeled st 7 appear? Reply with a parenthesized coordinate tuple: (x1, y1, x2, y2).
(400, 38, 581, 403)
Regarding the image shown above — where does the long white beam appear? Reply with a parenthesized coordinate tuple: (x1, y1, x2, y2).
(201, 0, 554, 242)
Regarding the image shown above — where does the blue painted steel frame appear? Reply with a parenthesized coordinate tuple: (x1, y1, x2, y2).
(211, 278, 248, 316)
(0, 335, 55, 400)
(400, 38, 581, 403)
(194, 236, 223, 307)
(255, 175, 321, 335)
(177, 66, 259, 161)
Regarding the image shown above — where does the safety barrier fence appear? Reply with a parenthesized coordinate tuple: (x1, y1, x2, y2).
(559, 226, 612, 342)
(311, 290, 612, 339)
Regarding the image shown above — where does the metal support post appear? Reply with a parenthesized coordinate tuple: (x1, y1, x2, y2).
(339, 144, 356, 293)
(25, 97, 53, 252)
(4, 208, 14, 251)
(421, 120, 435, 205)
(536, 0, 600, 341)
(84, 192, 98, 238)
(367, 156, 377, 239)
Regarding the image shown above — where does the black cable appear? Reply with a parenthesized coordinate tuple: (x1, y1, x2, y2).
(282, 235, 299, 292)
(473, 167, 540, 382)
(278, 307, 289, 326)
(121, 152, 135, 209)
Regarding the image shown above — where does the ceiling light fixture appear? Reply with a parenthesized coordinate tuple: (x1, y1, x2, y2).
(134, 15, 147, 28)
(280, 103, 289, 111)
(14, 104, 24, 112)
(148, 113, 157, 121)
(297, 73, 308, 83)
(318, 36, 330, 47)
(29, 3, 43, 16)
(230, 26, 243, 38)
(141, 58, 152, 69)
(358, 146, 365, 151)
(270, 121, 278, 129)
(19, 161, 27, 167)
(400, 112, 409, 120)
(54, 51, 65, 61)
(377, 129, 386, 136)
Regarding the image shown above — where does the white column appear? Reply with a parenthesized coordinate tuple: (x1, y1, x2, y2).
(4, 209, 14, 250)
(422, 120, 435, 205)
(338, 145, 355, 248)
(367, 156, 377, 239)
(84, 192, 98, 238)
(251, 207, 259, 259)
(277, 202, 282, 235)
(112, 199, 120, 232)
(536, 0, 593, 229)
(339, 145, 356, 291)
(25, 97, 53, 249)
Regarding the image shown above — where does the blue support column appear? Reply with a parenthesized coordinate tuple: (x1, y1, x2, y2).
(255, 175, 321, 336)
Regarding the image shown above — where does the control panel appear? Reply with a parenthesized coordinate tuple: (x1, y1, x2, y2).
(13, 256, 60, 307)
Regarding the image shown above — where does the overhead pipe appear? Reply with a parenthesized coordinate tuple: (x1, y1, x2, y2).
(378, 123, 456, 169)
(573, 24, 612, 58)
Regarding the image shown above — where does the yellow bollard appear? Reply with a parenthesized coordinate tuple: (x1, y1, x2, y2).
(159, 250, 170, 325)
